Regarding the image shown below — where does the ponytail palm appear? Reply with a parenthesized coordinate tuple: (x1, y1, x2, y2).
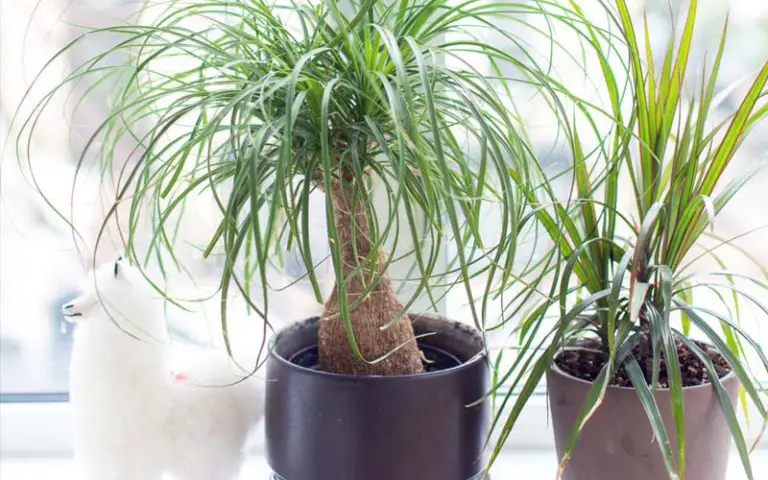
(17, 0, 565, 375)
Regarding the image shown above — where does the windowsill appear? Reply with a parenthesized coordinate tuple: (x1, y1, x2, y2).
(0, 453, 560, 479)
(3, 394, 766, 455)
(2, 451, 767, 479)
(2, 398, 767, 478)
(0, 395, 557, 457)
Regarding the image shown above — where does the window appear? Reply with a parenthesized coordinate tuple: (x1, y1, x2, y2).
(1, 0, 767, 462)
(0, 0, 95, 399)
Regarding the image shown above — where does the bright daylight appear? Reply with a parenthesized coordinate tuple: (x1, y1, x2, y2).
(1, 0, 767, 479)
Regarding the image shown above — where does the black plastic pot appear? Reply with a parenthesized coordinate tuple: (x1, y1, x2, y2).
(265, 314, 490, 480)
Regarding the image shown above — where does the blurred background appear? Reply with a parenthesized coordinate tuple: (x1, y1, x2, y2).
(1, 0, 767, 403)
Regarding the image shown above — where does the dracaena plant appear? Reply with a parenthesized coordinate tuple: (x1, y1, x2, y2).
(488, 0, 768, 478)
(15, 0, 579, 377)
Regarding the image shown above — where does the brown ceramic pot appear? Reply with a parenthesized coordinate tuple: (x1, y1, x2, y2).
(548, 348, 739, 480)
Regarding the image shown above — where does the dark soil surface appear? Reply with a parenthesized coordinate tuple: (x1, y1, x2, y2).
(290, 344, 461, 373)
(555, 334, 731, 388)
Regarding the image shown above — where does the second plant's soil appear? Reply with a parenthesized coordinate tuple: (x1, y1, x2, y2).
(555, 334, 731, 388)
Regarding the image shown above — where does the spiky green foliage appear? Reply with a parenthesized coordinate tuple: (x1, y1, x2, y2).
(489, 1, 768, 478)
(15, 0, 581, 372)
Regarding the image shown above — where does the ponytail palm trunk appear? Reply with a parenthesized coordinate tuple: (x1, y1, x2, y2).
(320, 177, 422, 375)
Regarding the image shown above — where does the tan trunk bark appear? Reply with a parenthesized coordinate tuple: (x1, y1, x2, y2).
(317, 179, 424, 375)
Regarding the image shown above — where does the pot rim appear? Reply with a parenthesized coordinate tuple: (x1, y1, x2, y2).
(268, 314, 488, 382)
(549, 346, 738, 392)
